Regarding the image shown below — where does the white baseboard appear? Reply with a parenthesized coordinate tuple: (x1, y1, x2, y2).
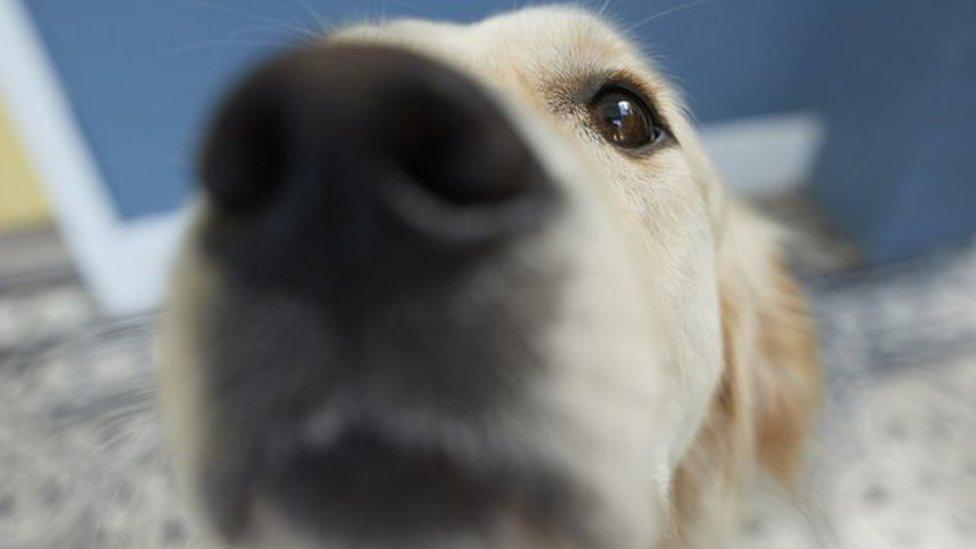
(699, 112, 824, 197)
(1, 0, 823, 315)
(0, 0, 187, 314)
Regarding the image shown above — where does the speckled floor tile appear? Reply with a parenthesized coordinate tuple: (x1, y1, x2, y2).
(2, 231, 975, 548)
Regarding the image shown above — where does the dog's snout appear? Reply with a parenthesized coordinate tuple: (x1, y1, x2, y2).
(183, 42, 580, 546)
(200, 44, 555, 245)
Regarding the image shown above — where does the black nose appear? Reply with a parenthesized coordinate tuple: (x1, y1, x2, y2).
(193, 45, 568, 543)
(200, 44, 556, 246)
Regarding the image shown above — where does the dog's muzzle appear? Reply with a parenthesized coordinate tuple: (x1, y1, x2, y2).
(188, 44, 572, 545)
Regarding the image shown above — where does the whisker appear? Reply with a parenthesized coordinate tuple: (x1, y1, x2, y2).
(189, 0, 320, 39)
(165, 37, 300, 57)
(221, 24, 306, 42)
(271, 0, 311, 32)
(624, 0, 717, 34)
(287, 0, 332, 34)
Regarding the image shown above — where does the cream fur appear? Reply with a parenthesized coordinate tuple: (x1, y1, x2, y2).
(159, 6, 820, 548)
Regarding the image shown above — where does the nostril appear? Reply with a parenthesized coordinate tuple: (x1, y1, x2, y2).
(201, 84, 293, 214)
(374, 82, 556, 242)
(389, 105, 538, 207)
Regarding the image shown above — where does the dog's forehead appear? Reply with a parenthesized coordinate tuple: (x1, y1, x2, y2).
(331, 6, 663, 104)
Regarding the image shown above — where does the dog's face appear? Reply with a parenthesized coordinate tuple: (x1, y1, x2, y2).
(159, 6, 819, 548)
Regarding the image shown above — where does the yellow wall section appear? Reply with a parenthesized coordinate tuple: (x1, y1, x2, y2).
(0, 98, 50, 232)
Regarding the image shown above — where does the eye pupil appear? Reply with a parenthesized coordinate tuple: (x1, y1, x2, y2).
(601, 98, 646, 144)
(590, 87, 666, 150)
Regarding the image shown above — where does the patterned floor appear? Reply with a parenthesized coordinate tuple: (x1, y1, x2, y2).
(1, 221, 975, 548)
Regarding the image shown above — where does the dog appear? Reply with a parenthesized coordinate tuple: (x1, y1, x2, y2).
(158, 5, 821, 548)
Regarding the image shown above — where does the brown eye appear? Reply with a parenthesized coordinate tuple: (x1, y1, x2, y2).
(589, 86, 667, 150)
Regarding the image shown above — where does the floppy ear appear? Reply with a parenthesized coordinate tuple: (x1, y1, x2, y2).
(668, 198, 821, 545)
(715, 200, 821, 484)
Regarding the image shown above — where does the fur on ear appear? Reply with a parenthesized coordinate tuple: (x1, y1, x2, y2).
(668, 199, 821, 544)
(719, 200, 822, 484)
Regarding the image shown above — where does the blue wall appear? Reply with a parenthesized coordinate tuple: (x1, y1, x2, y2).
(23, 1, 976, 261)
(25, 0, 821, 220)
(808, 1, 976, 262)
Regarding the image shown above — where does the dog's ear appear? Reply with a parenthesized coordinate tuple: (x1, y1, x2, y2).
(669, 200, 821, 543)
(715, 200, 821, 485)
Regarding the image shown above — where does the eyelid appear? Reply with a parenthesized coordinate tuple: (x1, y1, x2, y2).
(587, 72, 672, 131)
(587, 70, 651, 103)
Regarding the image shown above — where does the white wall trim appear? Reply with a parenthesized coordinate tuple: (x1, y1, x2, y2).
(1, 0, 822, 315)
(700, 112, 824, 197)
(0, 0, 187, 314)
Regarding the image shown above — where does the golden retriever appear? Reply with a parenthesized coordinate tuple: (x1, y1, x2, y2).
(158, 5, 821, 548)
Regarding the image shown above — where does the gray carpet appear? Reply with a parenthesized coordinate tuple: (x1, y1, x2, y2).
(1, 227, 975, 548)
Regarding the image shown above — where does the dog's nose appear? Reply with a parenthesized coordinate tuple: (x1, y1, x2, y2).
(200, 44, 555, 246)
(188, 44, 573, 543)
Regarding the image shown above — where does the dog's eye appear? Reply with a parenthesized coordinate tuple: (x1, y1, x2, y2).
(589, 86, 667, 150)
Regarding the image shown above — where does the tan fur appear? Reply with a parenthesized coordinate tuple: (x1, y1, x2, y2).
(161, 6, 822, 547)
(669, 201, 821, 545)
